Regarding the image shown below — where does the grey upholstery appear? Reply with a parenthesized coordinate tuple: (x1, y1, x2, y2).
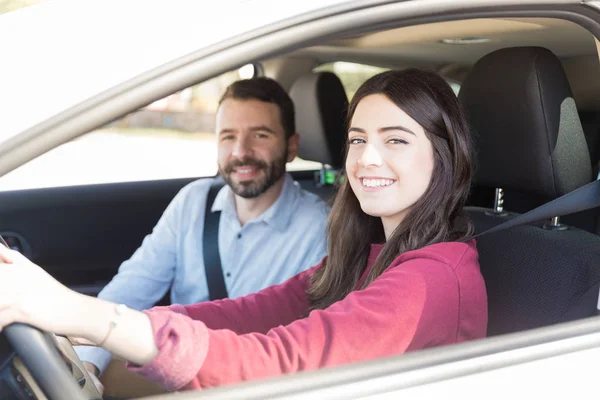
(289, 71, 348, 169)
(460, 46, 592, 199)
(579, 110, 600, 178)
(460, 47, 600, 336)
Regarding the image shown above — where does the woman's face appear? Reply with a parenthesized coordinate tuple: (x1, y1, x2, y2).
(346, 94, 435, 239)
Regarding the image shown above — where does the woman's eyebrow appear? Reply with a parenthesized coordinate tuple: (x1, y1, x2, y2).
(348, 127, 366, 134)
(379, 126, 416, 136)
(348, 126, 416, 136)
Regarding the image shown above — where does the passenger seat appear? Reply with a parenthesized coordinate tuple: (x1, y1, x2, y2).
(289, 71, 349, 201)
(465, 48, 598, 233)
(579, 110, 600, 178)
(459, 46, 600, 336)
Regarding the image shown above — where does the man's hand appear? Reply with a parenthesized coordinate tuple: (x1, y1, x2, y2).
(82, 362, 104, 395)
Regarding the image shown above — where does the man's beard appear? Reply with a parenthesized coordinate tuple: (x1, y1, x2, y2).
(219, 152, 287, 199)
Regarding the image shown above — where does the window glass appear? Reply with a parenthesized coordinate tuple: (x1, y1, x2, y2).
(314, 62, 389, 99)
(315, 62, 461, 98)
(0, 66, 319, 191)
(449, 82, 461, 96)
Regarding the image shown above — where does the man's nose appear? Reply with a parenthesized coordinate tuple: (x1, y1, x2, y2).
(231, 136, 252, 158)
(358, 143, 383, 168)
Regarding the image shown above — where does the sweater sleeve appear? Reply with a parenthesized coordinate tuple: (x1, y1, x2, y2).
(150, 265, 317, 334)
(128, 257, 463, 391)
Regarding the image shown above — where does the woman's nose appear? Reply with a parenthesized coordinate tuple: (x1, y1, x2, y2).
(358, 143, 383, 168)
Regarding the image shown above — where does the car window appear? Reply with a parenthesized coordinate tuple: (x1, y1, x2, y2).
(0, 68, 321, 192)
(448, 81, 461, 95)
(315, 62, 461, 97)
(314, 62, 390, 99)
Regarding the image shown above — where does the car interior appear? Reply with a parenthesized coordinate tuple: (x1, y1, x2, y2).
(2, 9, 600, 400)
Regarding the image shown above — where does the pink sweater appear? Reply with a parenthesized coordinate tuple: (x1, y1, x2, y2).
(128, 240, 487, 390)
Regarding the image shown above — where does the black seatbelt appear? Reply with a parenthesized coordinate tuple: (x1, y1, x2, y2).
(472, 179, 600, 239)
(203, 178, 228, 300)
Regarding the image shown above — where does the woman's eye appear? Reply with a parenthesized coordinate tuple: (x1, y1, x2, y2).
(349, 137, 365, 145)
(388, 138, 409, 145)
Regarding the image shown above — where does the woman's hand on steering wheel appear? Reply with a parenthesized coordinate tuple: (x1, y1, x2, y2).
(0, 245, 85, 336)
(0, 245, 159, 368)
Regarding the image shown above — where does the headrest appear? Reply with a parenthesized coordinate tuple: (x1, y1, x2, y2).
(289, 71, 348, 169)
(459, 47, 591, 199)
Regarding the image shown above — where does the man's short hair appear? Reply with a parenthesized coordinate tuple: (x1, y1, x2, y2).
(219, 77, 295, 139)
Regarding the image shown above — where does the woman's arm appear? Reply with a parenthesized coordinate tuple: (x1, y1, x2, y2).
(0, 246, 158, 366)
(156, 264, 317, 334)
(72, 295, 159, 366)
(130, 257, 470, 391)
(0, 244, 318, 365)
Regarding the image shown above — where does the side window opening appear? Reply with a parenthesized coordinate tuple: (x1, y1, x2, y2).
(314, 62, 389, 100)
(314, 62, 460, 97)
(0, 63, 318, 192)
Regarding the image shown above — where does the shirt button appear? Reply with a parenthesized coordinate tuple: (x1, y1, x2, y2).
(226, 272, 231, 277)
(237, 233, 242, 239)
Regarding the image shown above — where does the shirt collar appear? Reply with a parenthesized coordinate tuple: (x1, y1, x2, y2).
(211, 173, 298, 232)
(211, 179, 233, 214)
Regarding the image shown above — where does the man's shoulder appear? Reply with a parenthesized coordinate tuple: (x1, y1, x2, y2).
(290, 182, 330, 218)
(170, 177, 221, 209)
(179, 177, 219, 197)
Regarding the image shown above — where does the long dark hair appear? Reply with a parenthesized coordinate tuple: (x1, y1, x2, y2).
(308, 69, 474, 311)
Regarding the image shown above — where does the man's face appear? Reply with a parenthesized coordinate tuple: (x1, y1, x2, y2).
(216, 98, 297, 198)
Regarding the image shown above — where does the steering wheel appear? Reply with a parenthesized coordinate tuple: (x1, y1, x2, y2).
(4, 323, 92, 400)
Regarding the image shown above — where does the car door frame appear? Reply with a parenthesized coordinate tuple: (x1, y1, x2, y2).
(4, 0, 600, 398)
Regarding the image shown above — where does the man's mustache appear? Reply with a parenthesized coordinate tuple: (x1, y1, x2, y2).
(223, 157, 268, 174)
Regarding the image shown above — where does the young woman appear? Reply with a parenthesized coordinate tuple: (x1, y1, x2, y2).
(0, 69, 487, 391)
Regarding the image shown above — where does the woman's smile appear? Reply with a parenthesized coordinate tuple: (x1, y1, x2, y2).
(359, 177, 397, 192)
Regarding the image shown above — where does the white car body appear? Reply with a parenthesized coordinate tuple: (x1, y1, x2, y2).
(2, 0, 600, 398)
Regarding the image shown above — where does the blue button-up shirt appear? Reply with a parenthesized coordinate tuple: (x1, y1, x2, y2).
(76, 173, 329, 372)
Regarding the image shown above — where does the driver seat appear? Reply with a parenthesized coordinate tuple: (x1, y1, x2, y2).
(459, 46, 600, 336)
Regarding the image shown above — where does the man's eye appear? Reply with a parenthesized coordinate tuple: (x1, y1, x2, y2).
(255, 133, 269, 139)
(221, 135, 235, 141)
(349, 137, 365, 145)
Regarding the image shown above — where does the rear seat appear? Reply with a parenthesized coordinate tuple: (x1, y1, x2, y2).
(289, 71, 349, 201)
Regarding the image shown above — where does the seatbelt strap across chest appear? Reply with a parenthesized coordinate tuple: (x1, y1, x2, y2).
(203, 178, 228, 301)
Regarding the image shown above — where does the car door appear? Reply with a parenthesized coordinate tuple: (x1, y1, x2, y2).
(0, 178, 194, 295)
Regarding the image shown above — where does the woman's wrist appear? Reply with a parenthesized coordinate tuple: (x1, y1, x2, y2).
(71, 295, 158, 365)
(69, 293, 114, 344)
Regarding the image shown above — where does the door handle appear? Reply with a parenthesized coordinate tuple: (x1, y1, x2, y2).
(0, 232, 27, 254)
